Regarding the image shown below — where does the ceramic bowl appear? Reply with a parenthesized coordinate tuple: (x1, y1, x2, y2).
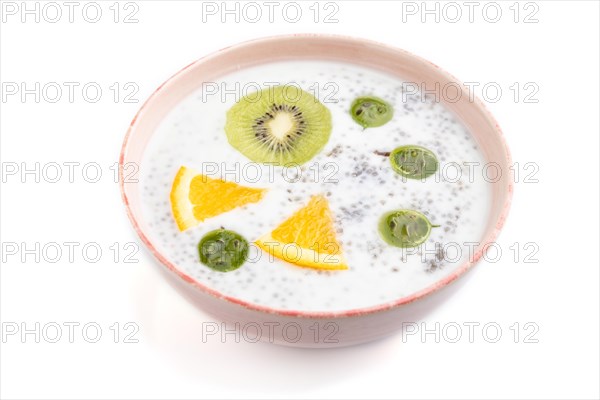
(120, 35, 513, 348)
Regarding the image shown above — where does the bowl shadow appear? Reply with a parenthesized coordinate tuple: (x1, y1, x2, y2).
(131, 253, 475, 393)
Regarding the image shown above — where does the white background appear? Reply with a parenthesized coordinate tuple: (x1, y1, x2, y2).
(1, 1, 599, 399)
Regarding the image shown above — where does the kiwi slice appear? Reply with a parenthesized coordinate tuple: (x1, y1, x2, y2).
(225, 85, 332, 166)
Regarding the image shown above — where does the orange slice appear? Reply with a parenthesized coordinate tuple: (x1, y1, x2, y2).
(256, 195, 347, 270)
(170, 166, 266, 231)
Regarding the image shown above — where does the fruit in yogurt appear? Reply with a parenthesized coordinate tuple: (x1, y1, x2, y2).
(170, 166, 266, 231)
(350, 96, 393, 128)
(378, 210, 439, 248)
(255, 195, 347, 270)
(390, 145, 438, 180)
(198, 228, 249, 272)
(225, 85, 332, 166)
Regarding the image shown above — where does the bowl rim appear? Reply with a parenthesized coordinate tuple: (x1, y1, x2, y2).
(119, 33, 514, 319)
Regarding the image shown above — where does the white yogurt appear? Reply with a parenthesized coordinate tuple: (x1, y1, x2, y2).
(139, 61, 491, 312)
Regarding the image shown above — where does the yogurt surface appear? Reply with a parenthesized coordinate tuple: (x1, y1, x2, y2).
(139, 60, 491, 312)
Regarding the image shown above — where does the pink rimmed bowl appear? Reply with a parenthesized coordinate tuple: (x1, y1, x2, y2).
(119, 34, 513, 348)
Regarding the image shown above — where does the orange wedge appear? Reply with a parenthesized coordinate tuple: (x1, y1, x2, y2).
(170, 166, 266, 231)
(256, 195, 347, 270)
